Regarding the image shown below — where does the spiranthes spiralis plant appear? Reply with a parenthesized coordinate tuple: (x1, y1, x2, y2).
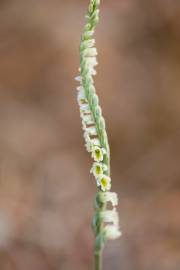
(75, 1, 121, 269)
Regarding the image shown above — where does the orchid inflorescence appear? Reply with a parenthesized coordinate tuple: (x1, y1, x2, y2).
(75, 0, 121, 268)
(75, 0, 110, 193)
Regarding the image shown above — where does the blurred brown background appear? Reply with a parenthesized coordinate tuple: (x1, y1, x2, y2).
(0, 0, 180, 269)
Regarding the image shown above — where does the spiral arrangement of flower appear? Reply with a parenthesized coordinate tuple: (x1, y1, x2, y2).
(75, 1, 121, 269)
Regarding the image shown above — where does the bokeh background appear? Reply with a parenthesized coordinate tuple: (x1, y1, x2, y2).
(0, 0, 180, 269)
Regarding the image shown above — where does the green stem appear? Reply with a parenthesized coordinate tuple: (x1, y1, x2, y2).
(95, 251, 102, 270)
(94, 193, 106, 270)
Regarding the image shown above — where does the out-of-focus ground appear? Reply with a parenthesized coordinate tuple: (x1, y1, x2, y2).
(0, 0, 180, 269)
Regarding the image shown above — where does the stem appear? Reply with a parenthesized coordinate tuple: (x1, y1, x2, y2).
(95, 251, 102, 270)
(94, 193, 106, 270)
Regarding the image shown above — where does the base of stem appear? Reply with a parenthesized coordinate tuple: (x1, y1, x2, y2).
(95, 251, 102, 270)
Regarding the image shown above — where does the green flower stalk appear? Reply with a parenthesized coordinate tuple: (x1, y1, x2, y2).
(75, 1, 121, 269)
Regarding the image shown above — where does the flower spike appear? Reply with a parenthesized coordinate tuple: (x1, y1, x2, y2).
(75, 1, 121, 269)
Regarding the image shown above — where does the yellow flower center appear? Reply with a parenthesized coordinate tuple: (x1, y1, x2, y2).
(95, 149, 101, 160)
(101, 177, 107, 188)
(95, 165, 101, 175)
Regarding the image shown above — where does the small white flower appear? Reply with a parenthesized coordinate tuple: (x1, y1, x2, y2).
(82, 114, 94, 125)
(82, 119, 95, 131)
(101, 209, 119, 226)
(99, 192, 118, 207)
(75, 75, 82, 82)
(84, 138, 101, 153)
(82, 121, 86, 131)
(81, 110, 92, 116)
(85, 126, 97, 136)
(104, 225, 121, 240)
(82, 120, 93, 130)
(81, 39, 95, 48)
(83, 131, 91, 143)
(85, 141, 92, 152)
(83, 47, 98, 57)
(86, 57, 97, 76)
(83, 30, 94, 39)
(91, 138, 100, 147)
(97, 174, 111, 191)
(90, 162, 104, 177)
(80, 103, 90, 113)
(86, 56, 98, 67)
(77, 90, 87, 105)
(88, 67, 97, 76)
(76, 86, 84, 92)
(92, 146, 104, 162)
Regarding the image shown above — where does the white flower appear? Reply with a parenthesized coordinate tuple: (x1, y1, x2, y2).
(85, 141, 92, 152)
(104, 225, 121, 240)
(83, 47, 97, 57)
(84, 138, 101, 153)
(82, 114, 94, 125)
(85, 56, 97, 76)
(99, 192, 118, 207)
(92, 146, 104, 162)
(77, 90, 87, 105)
(81, 39, 95, 48)
(75, 75, 82, 82)
(90, 162, 104, 177)
(76, 86, 84, 92)
(80, 110, 91, 118)
(86, 56, 98, 67)
(80, 103, 91, 114)
(84, 131, 93, 152)
(88, 66, 96, 76)
(82, 121, 86, 131)
(83, 131, 91, 144)
(97, 174, 111, 191)
(91, 138, 100, 147)
(101, 209, 119, 226)
(85, 126, 97, 136)
(83, 30, 94, 39)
